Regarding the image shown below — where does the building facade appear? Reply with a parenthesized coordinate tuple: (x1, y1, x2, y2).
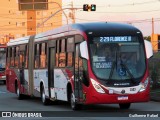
(151, 34, 160, 52)
(0, 0, 62, 44)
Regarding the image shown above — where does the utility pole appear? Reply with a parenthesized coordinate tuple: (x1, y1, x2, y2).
(70, 1, 75, 24)
(152, 17, 154, 35)
(151, 18, 155, 48)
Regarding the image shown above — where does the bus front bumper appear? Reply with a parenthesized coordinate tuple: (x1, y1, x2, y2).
(84, 90, 149, 104)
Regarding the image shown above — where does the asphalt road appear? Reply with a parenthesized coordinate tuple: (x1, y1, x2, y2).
(0, 81, 160, 120)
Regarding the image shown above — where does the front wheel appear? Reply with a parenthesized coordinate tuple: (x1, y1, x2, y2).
(119, 103, 131, 109)
(3, 80, 6, 84)
(70, 92, 82, 110)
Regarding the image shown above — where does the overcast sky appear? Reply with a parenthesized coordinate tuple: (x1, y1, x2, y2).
(62, 0, 160, 36)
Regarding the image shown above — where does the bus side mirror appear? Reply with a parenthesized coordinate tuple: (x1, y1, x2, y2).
(80, 41, 89, 60)
(144, 40, 153, 59)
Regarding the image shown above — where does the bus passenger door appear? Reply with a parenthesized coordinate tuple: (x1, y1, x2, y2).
(19, 51, 25, 85)
(74, 44, 83, 102)
(48, 47, 55, 99)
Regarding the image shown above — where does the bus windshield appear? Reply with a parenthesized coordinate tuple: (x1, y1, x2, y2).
(89, 36, 146, 81)
(0, 48, 6, 69)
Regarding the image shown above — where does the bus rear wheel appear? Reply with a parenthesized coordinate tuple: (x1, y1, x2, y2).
(119, 103, 131, 109)
(41, 85, 49, 105)
(16, 84, 23, 100)
(70, 92, 82, 110)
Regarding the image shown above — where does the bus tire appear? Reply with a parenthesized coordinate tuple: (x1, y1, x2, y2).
(3, 80, 6, 84)
(119, 103, 131, 109)
(16, 83, 23, 100)
(70, 92, 81, 110)
(41, 85, 49, 105)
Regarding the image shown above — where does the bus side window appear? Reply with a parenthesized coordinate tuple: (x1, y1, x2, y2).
(67, 37, 74, 67)
(34, 44, 40, 68)
(14, 46, 19, 68)
(58, 39, 66, 67)
(40, 43, 47, 68)
(19, 45, 25, 68)
(11, 47, 14, 67)
(25, 45, 28, 68)
(7, 48, 10, 67)
(56, 40, 59, 67)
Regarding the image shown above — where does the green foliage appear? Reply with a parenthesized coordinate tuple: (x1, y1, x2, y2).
(144, 36, 151, 41)
(149, 53, 160, 90)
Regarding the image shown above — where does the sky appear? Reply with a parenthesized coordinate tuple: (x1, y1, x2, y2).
(62, 0, 160, 36)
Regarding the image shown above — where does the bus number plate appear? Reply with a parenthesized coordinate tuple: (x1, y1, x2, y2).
(118, 96, 128, 100)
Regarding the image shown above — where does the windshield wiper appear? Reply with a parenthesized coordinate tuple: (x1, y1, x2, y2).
(109, 49, 118, 80)
(120, 59, 136, 84)
(109, 61, 116, 80)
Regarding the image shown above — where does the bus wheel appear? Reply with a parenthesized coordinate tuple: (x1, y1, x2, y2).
(41, 85, 49, 105)
(70, 92, 81, 110)
(3, 80, 6, 84)
(119, 103, 131, 109)
(16, 84, 23, 100)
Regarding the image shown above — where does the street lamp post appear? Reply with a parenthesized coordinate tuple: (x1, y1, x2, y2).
(37, 7, 82, 28)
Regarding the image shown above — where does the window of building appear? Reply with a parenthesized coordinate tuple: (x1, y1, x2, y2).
(16, 22, 21, 27)
(37, 11, 40, 15)
(19, 0, 48, 10)
(22, 22, 25, 26)
(22, 11, 25, 15)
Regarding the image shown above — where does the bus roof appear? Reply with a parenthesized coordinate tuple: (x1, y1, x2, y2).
(0, 44, 6, 48)
(34, 22, 142, 42)
(71, 22, 142, 36)
(7, 36, 30, 46)
(7, 22, 142, 46)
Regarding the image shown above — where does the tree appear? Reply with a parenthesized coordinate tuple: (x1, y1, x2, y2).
(144, 36, 151, 41)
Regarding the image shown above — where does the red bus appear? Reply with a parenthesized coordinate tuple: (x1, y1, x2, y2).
(6, 22, 153, 110)
(0, 44, 6, 84)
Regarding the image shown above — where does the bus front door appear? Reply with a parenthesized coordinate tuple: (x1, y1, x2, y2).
(48, 47, 55, 99)
(74, 44, 83, 102)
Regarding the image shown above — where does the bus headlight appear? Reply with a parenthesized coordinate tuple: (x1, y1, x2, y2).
(139, 77, 149, 92)
(90, 78, 105, 93)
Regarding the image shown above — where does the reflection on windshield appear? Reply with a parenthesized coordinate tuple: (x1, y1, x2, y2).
(90, 37, 146, 81)
(0, 52, 6, 68)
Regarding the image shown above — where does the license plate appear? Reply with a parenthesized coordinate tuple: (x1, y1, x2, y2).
(118, 96, 128, 100)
